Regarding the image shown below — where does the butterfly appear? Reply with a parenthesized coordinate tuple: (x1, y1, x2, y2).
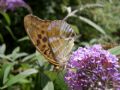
(24, 14, 76, 69)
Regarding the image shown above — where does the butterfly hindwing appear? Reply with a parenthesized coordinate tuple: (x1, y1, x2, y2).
(47, 20, 75, 65)
(24, 14, 59, 66)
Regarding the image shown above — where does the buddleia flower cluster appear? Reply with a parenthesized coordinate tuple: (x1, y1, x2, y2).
(65, 45, 120, 90)
(0, 0, 31, 12)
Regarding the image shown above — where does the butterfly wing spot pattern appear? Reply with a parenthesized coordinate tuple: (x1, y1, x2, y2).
(24, 14, 59, 66)
(24, 14, 76, 69)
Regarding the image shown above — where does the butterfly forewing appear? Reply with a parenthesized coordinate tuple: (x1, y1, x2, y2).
(24, 14, 59, 66)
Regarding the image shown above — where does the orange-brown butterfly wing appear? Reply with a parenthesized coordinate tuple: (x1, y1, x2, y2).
(24, 14, 59, 66)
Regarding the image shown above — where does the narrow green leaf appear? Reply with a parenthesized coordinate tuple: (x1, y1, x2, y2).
(0, 33, 4, 43)
(0, 64, 8, 81)
(0, 54, 11, 60)
(35, 51, 47, 66)
(18, 79, 30, 84)
(12, 53, 28, 61)
(0, 44, 6, 54)
(34, 71, 53, 90)
(44, 71, 57, 81)
(108, 46, 120, 55)
(43, 81, 54, 90)
(18, 36, 29, 42)
(1, 12, 11, 25)
(8, 47, 20, 61)
(22, 53, 35, 62)
(5, 25, 16, 40)
(3, 63, 14, 84)
(75, 15, 106, 35)
(54, 72, 68, 90)
(0, 68, 2, 79)
(2, 69, 38, 89)
(12, 47, 20, 54)
(71, 25, 79, 34)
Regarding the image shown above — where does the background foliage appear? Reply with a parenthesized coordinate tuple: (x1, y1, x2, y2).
(0, 0, 120, 90)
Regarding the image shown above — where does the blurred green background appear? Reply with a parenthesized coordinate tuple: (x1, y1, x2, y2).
(0, 0, 120, 90)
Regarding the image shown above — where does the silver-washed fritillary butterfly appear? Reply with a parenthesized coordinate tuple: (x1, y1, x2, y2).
(24, 14, 75, 69)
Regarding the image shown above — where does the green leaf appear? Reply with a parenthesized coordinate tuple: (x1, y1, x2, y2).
(1, 69, 38, 89)
(34, 71, 54, 90)
(75, 15, 106, 35)
(3, 63, 14, 84)
(5, 25, 16, 40)
(54, 72, 68, 90)
(1, 12, 11, 25)
(0, 68, 2, 79)
(108, 46, 120, 55)
(12, 53, 28, 61)
(44, 71, 57, 81)
(0, 33, 4, 43)
(35, 51, 47, 66)
(0, 44, 6, 54)
(12, 47, 20, 54)
(18, 79, 30, 84)
(22, 53, 35, 62)
(43, 81, 54, 90)
(18, 36, 29, 42)
(71, 25, 79, 34)
(0, 64, 8, 81)
(0, 54, 11, 60)
(8, 47, 28, 61)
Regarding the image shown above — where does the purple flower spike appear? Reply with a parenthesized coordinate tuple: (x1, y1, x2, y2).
(0, 0, 32, 12)
(65, 45, 120, 90)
